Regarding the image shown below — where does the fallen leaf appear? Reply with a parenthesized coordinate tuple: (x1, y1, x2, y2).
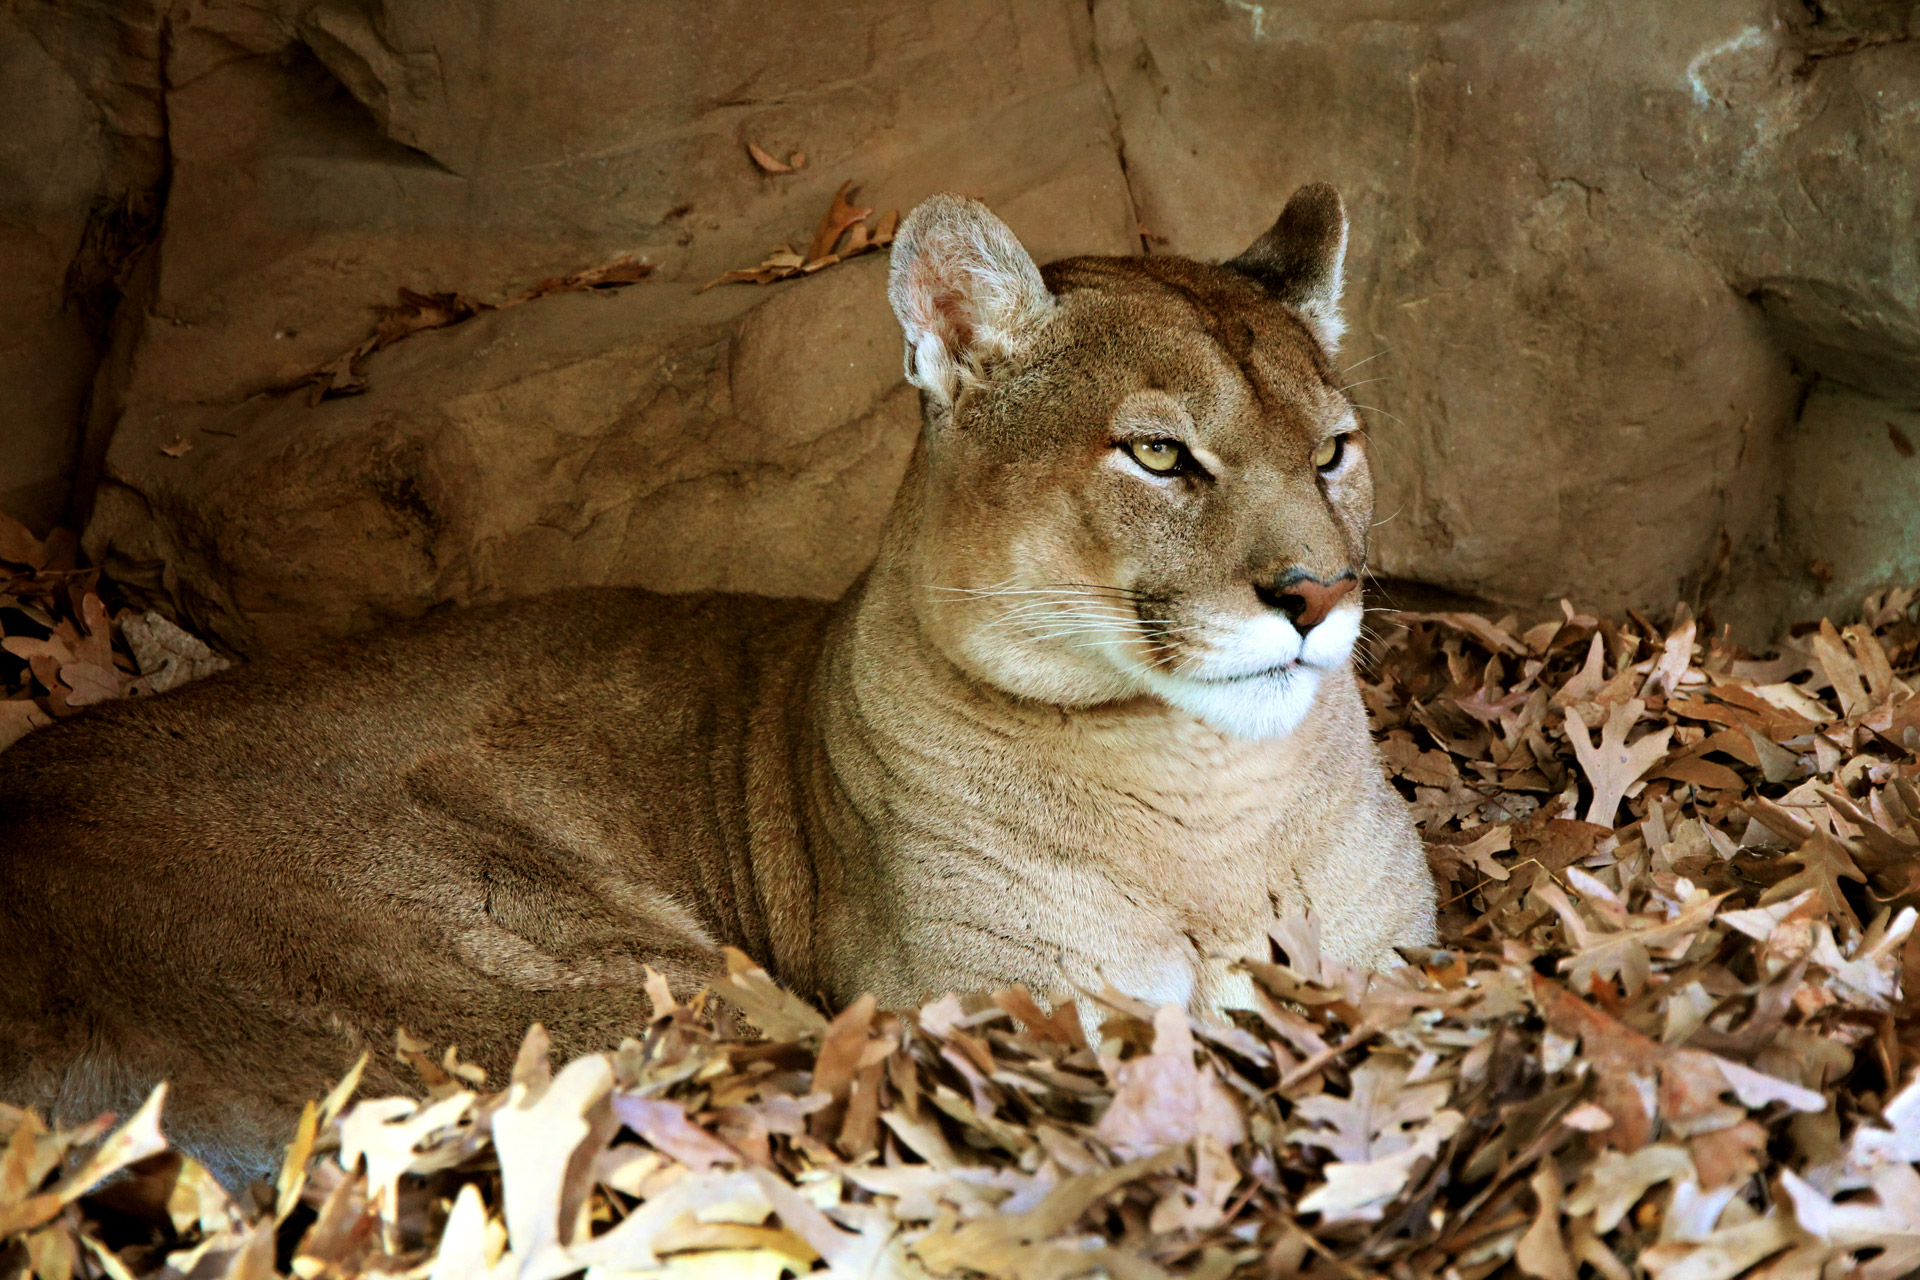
(0, 699, 52, 750)
(1566, 698, 1673, 826)
(1515, 1155, 1576, 1280)
(1566, 1145, 1696, 1232)
(720, 947, 830, 1042)
(120, 610, 230, 694)
(1095, 1004, 1244, 1159)
(746, 141, 798, 174)
(1296, 1110, 1463, 1224)
(612, 1097, 739, 1172)
(804, 180, 874, 264)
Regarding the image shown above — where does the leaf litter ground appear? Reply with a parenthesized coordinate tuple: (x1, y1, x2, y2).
(3, 555, 1919, 1278)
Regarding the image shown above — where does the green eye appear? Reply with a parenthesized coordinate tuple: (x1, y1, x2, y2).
(1313, 435, 1345, 470)
(1129, 439, 1184, 473)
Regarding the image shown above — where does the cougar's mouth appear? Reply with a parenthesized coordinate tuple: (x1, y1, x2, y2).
(1190, 661, 1301, 684)
(1165, 602, 1362, 684)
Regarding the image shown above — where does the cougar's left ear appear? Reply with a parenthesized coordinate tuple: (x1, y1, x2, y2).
(1225, 182, 1348, 353)
(888, 193, 1054, 409)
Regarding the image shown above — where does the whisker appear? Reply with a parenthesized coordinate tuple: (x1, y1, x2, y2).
(983, 620, 1123, 639)
(1370, 505, 1404, 529)
(1065, 626, 1196, 648)
(1349, 403, 1407, 427)
(928, 586, 1142, 599)
(1053, 581, 1156, 599)
(1017, 617, 1188, 638)
(990, 606, 1136, 625)
(1340, 348, 1391, 375)
(986, 602, 1119, 617)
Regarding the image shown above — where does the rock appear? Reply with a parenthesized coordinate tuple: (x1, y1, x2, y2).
(0, 21, 106, 533)
(81, 0, 1136, 652)
(30, 0, 1920, 649)
(1096, 0, 1920, 629)
(0, 1, 168, 534)
(88, 260, 926, 653)
(1774, 387, 1920, 621)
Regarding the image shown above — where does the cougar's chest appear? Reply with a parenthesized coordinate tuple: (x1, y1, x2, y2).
(1006, 750, 1310, 1011)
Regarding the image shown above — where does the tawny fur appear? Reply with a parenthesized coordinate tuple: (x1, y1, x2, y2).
(0, 185, 1435, 1184)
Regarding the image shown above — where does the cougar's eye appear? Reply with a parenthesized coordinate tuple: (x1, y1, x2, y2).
(1313, 435, 1345, 471)
(1128, 439, 1186, 474)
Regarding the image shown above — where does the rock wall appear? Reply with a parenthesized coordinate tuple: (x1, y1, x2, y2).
(1097, 0, 1920, 631)
(0, 0, 166, 533)
(3, 0, 1916, 652)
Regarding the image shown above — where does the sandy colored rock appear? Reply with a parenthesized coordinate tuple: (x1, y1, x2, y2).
(14, 0, 1919, 649)
(1096, 0, 1920, 627)
(1776, 388, 1920, 620)
(78, 0, 1137, 653)
(0, 22, 105, 533)
(87, 261, 920, 653)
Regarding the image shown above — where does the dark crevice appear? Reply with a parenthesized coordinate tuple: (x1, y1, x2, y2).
(283, 41, 460, 175)
(1784, 0, 1917, 69)
(1085, 0, 1152, 256)
(61, 184, 169, 353)
(60, 5, 176, 533)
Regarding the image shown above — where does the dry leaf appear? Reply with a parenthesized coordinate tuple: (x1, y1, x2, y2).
(746, 141, 800, 174)
(804, 181, 873, 264)
(1095, 1005, 1244, 1159)
(1515, 1155, 1576, 1280)
(702, 182, 897, 290)
(0, 699, 52, 750)
(1296, 1110, 1463, 1223)
(121, 610, 230, 694)
(1566, 697, 1673, 826)
(721, 947, 830, 1042)
(303, 257, 650, 400)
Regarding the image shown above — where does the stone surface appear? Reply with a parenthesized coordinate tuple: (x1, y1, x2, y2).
(1, 1, 167, 534)
(3, 0, 1915, 650)
(90, 259, 925, 653)
(78, 0, 1137, 651)
(1777, 387, 1920, 620)
(1096, 0, 1920, 629)
(0, 20, 105, 532)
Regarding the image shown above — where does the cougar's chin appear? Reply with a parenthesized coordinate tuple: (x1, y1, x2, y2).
(1138, 606, 1361, 740)
(1142, 664, 1326, 740)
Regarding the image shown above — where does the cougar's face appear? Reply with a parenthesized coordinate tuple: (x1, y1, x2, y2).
(912, 258, 1374, 741)
(888, 185, 1366, 740)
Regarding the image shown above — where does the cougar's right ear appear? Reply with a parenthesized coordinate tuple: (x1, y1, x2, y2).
(1225, 182, 1349, 353)
(888, 194, 1054, 409)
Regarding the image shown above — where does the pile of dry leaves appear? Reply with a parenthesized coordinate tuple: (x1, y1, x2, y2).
(0, 512, 227, 752)
(4, 585, 1918, 1280)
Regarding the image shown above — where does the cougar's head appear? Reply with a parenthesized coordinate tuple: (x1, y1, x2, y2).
(887, 184, 1375, 741)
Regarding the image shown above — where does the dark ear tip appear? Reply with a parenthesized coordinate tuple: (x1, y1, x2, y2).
(1223, 181, 1350, 338)
(1282, 182, 1345, 229)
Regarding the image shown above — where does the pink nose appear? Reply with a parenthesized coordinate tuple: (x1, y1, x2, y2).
(1256, 572, 1357, 631)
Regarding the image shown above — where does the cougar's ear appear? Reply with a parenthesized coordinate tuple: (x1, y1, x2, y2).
(1225, 182, 1349, 353)
(888, 194, 1054, 408)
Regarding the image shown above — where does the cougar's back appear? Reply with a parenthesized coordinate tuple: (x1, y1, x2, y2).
(0, 589, 829, 1183)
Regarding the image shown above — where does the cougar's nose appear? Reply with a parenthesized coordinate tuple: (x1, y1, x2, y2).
(1255, 570, 1357, 631)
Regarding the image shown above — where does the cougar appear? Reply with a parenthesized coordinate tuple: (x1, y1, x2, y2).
(0, 183, 1435, 1182)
